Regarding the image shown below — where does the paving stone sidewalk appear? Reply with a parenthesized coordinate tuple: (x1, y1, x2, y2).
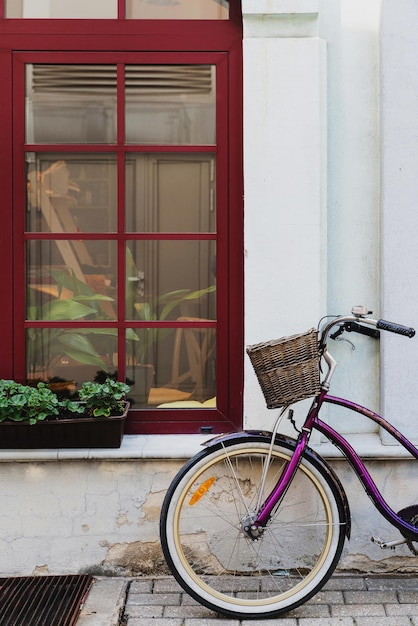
(121, 575, 418, 626)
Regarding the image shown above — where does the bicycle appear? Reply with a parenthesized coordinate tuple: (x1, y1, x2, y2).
(159, 305, 418, 619)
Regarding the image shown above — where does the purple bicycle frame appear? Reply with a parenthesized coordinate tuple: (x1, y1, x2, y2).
(255, 391, 418, 539)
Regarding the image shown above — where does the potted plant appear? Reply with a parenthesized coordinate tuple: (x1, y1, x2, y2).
(126, 246, 215, 360)
(27, 268, 140, 382)
(0, 378, 130, 449)
(26, 262, 215, 406)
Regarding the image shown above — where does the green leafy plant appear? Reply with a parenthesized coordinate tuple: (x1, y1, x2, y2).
(78, 378, 131, 417)
(0, 380, 83, 425)
(0, 378, 130, 424)
(130, 287, 216, 364)
(126, 247, 216, 364)
(27, 260, 215, 379)
(27, 269, 139, 374)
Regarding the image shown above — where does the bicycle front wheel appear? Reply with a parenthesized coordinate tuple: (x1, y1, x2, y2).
(160, 435, 348, 619)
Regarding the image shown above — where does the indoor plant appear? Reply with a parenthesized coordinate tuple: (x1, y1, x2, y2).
(0, 378, 130, 449)
(27, 268, 139, 379)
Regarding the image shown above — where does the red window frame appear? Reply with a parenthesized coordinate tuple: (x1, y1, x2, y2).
(0, 4, 243, 435)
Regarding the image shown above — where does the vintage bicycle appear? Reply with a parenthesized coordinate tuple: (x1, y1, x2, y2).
(160, 306, 418, 619)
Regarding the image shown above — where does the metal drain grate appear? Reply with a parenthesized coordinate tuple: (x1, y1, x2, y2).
(0, 574, 92, 626)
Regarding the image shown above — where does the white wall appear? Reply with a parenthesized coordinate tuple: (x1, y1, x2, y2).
(0, 454, 416, 576)
(380, 0, 418, 443)
(0, 458, 177, 576)
(242, 1, 327, 432)
(319, 0, 382, 429)
(240, 0, 418, 571)
(242, 1, 385, 435)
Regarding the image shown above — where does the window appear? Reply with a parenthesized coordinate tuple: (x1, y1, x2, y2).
(0, 3, 242, 434)
(5, 0, 229, 19)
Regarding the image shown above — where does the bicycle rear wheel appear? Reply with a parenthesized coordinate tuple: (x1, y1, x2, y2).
(160, 435, 348, 619)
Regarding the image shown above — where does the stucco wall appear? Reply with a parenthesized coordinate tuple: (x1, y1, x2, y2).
(0, 458, 177, 577)
(1, 452, 418, 577)
(243, 0, 327, 433)
(380, 0, 418, 444)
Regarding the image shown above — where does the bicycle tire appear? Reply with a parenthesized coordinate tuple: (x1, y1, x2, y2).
(160, 434, 349, 619)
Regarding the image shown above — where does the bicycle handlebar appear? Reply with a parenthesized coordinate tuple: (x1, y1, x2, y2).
(318, 307, 415, 391)
(376, 319, 415, 338)
(321, 307, 415, 348)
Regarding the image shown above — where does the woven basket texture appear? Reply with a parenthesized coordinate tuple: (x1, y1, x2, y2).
(247, 328, 320, 408)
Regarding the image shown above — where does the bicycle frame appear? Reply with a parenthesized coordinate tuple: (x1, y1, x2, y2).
(255, 389, 418, 540)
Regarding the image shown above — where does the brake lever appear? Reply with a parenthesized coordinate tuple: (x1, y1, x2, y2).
(330, 325, 345, 340)
(330, 324, 355, 349)
(329, 321, 380, 350)
(345, 321, 380, 339)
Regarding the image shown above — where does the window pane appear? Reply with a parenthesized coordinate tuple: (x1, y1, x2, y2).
(126, 153, 216, 232)
(26, 242, 118, 320)
(26, 154, 117, 235)
(6, 0, 117, 18)
(26, 328, 118, 385)
(126, 241, 216, 321)
(126, 327, 217, 408)
(125, 65, 216, 145)
(126, 0, 229, 19)
(26, 65, 117, 143)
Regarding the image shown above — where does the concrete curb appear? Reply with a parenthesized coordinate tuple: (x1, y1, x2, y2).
(78, 577, 129, 626)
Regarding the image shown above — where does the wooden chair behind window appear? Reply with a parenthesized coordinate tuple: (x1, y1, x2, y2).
(147, 317, 215, 405)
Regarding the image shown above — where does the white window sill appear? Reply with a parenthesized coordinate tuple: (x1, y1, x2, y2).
(0, 434, 213, 462)
(312, 432, 417, 461)
(0, 431, 415, 463)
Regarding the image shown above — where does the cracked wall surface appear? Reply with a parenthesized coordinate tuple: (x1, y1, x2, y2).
(0, 457, 418, 576)
(0, 459, 178, 576)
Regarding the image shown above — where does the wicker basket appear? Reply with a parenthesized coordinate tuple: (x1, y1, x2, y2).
(247, 328, 321, 409)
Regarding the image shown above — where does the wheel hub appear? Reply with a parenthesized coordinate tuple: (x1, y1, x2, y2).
(241, 513, 264, 540)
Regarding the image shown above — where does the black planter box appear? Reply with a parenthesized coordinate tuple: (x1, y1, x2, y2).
(0, 403, 129, 449)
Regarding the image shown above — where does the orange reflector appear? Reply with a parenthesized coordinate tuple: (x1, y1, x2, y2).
(189, 476, 216, 506)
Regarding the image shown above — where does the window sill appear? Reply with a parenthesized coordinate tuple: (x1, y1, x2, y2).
(312, 432, 417, 461)
(0, 432, 413, 463)
(0, 434, 213, 462)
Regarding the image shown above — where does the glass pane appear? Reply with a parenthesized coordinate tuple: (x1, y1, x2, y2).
(126, 241, 216, 321)
(126, 0, 229, 19)
(125, 65, 216, 145)
(26, 65, 117, 143)
(6, 0, 117, 18)
(126, 153, 216, 232)
(26, 242, 118, 320)
(26, 328, 118, 386)
(26, 154, 117, 234)
(126, 327, 217, 407)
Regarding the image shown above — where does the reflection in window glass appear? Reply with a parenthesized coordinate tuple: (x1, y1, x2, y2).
(26, 328, 118, 385)
(125, 65, 216, 145)
(6, 0, 228, 18)
(126, 0, 229, 20)
(25, 65, 117, 144)
(26, 154, 117, 234)
(126, 241, 216, 322)
(6, 0, 117, 18)
(125, 153, 216, 232)
(26, 241, 118, 320)
(126, 327, 217, 407)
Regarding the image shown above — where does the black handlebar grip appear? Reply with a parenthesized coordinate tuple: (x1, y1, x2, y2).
(376, 319, 416, 338)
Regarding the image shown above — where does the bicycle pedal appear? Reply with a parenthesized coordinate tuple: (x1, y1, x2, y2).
(371, 535, 407, 550)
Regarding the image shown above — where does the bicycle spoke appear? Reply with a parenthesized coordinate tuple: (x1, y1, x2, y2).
(161, 437, 346, 618)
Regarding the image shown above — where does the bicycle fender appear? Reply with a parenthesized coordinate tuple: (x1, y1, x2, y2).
(202, 430, 351, 540)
